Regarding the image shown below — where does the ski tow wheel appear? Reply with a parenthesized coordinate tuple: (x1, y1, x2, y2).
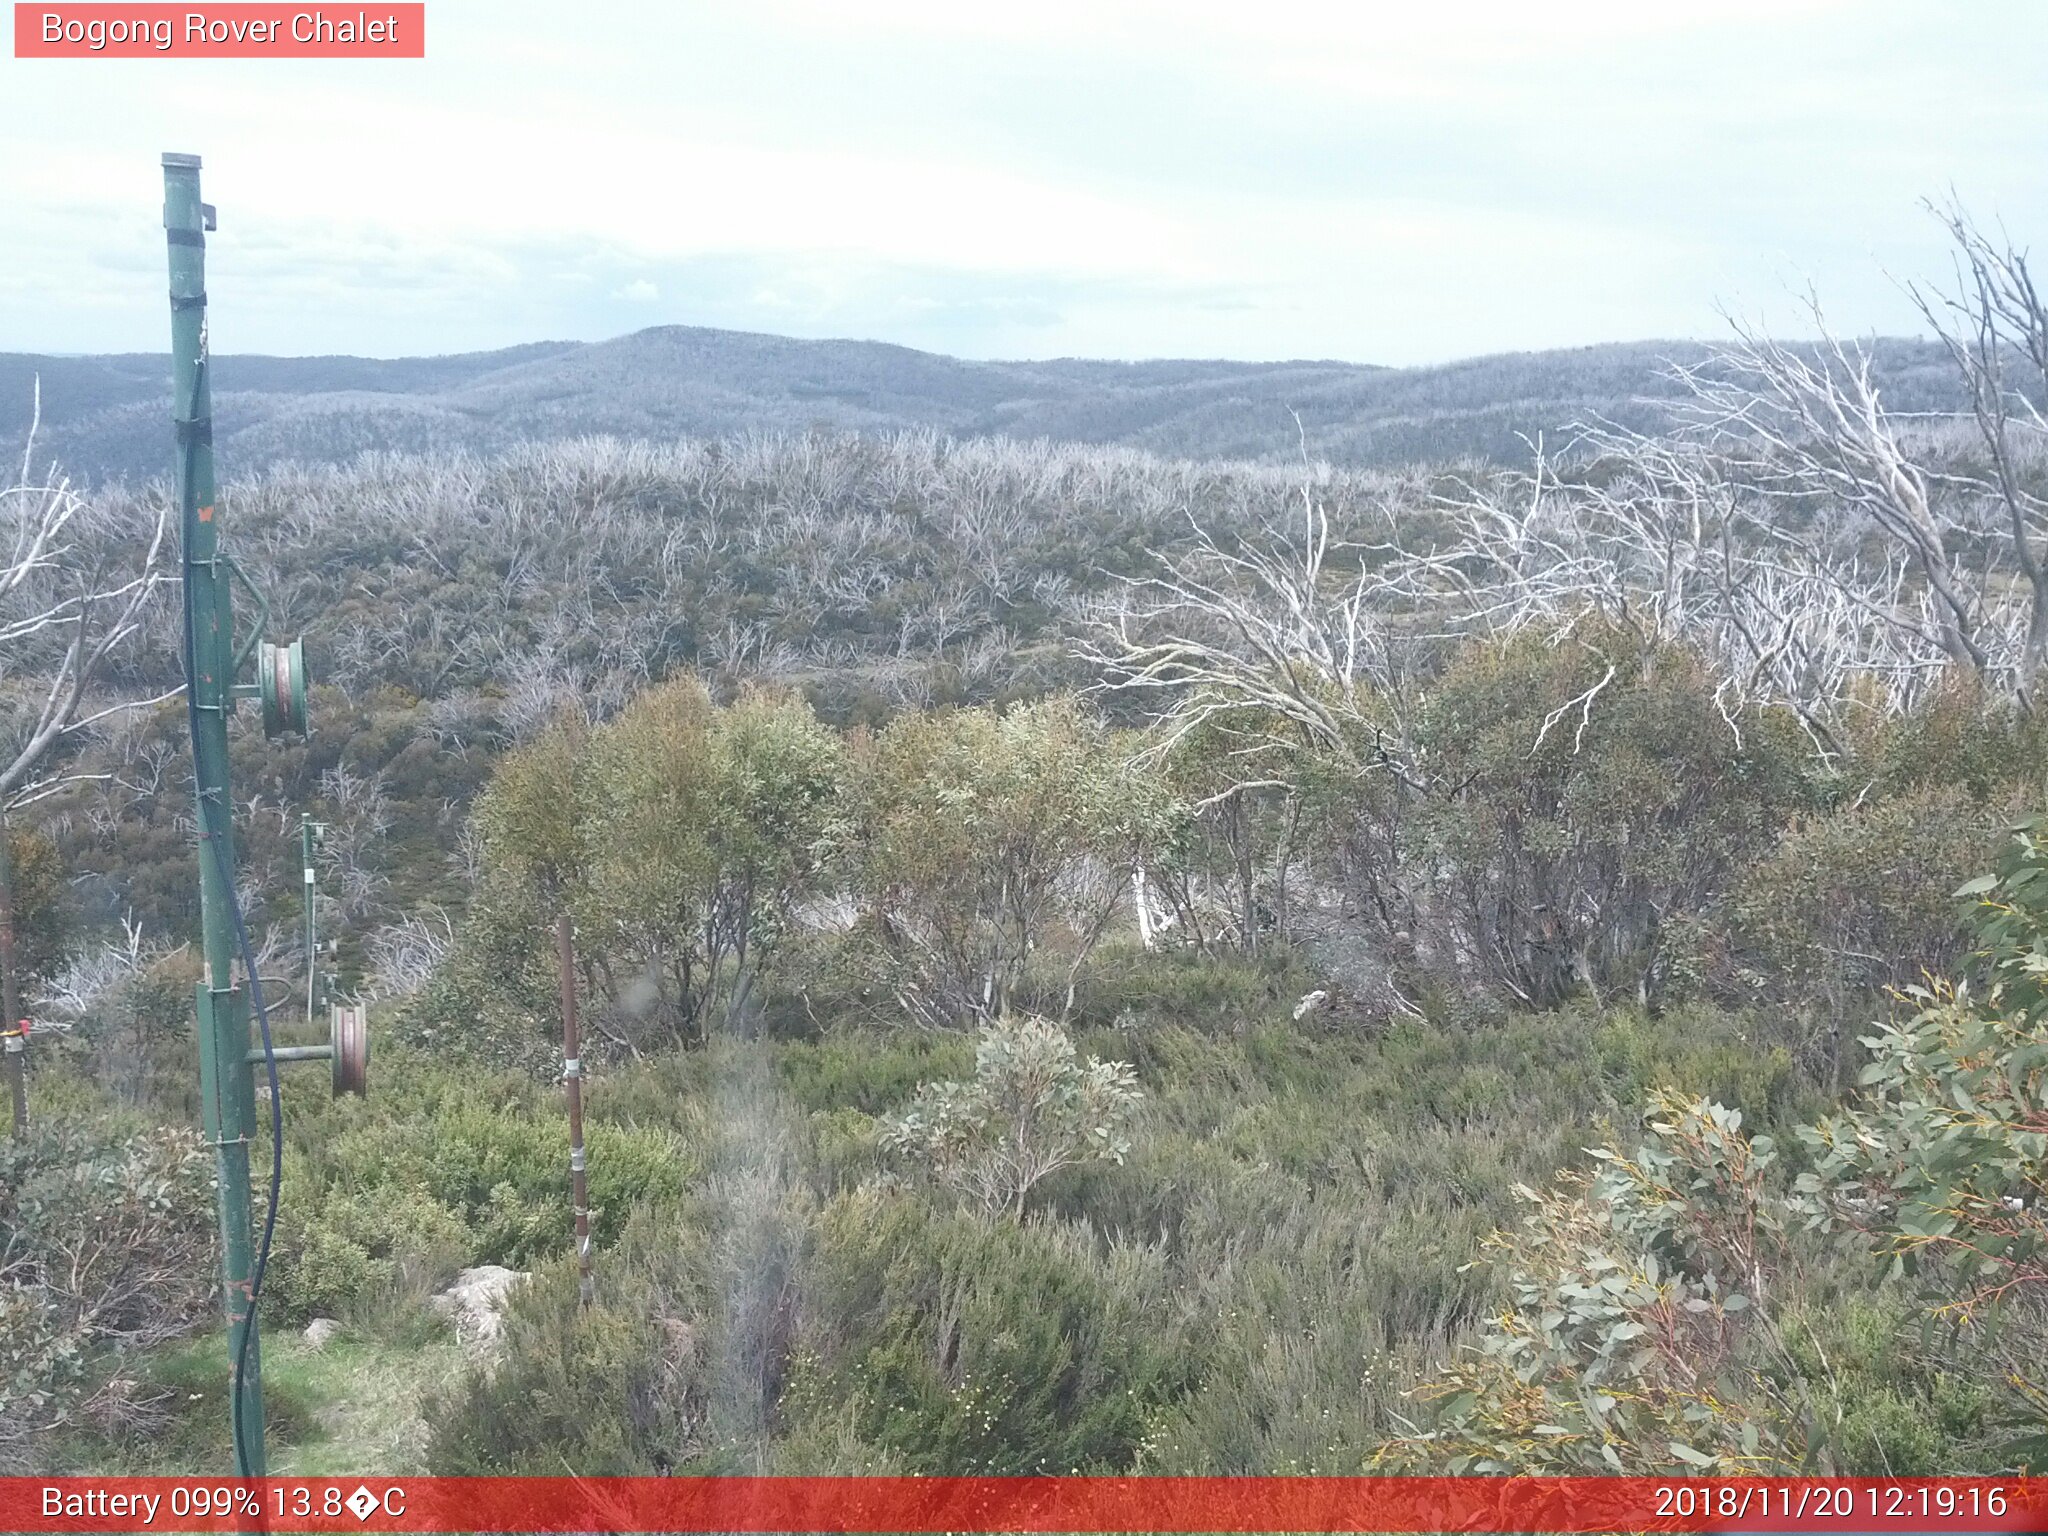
(330, 1004, 368, 1097)
(258, 638, 309, 738)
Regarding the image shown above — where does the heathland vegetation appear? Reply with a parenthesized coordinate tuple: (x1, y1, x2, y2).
(2, 206, 2045, 1476)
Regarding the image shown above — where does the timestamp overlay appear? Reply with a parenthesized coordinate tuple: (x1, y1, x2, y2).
(4, 1476, 2044, 1532)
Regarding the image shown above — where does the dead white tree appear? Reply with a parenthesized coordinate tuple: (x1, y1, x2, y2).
(1673, 304, 1993, 683)
(2, 387, 174, 810)
(316, 763, 393, 920)
(33, 911, 158, 1020)
(1397, 228, 2048, 748)
(2, 388, 171, 1134)
(1080, 484, 1416, 955)
(1912, 200, 2048, 690)
(1412, 427, 1935, 760)
(363, 906, 455, 999)
(1080, 486, 1408, 783)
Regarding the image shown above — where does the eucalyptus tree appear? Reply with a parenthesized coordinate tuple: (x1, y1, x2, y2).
(575, 680, 844, 1046)
(846, 696, 1180, 1025)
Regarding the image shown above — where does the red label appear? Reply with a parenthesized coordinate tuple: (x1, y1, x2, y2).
(1, 1477, 2044, 1533)
(13, 3, 424, 56)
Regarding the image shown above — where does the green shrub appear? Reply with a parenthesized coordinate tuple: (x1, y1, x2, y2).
(1776, 1294, 1991, 1474)
(282, 1049, 692, 1270)
(426, 1248, 678, 1475)
(392, 879, 562, 1078)
(1588, 1006, 1814, 1133)
(1858, 680, 2048, 803)
(430, 1171, 816, 1474)
(1730, 785, 2003, 1023)
(1331, 625, 1816, 1011)
(1, 821, 76, 990)
(56, 951, 199, 1113)
(574, 682, 846, 1047)
(1794, 814, 2048, 1459)
(784, 1192, 1188, 1473)
(775, 1029, 973, 1115)
(1386, 1091, 1804, 1475)
(333, 1102, 691, 1268)
(0, 1123, 215, 1472)
(801, 1106, 888, 1195)
(880, 1016, 1142, 1219)
(1131, 1186, 1474, 1473)
(268, 1187, 470, 1323)
(1066, 941, 1315, 1032)
(842, 697, 1178, 1025)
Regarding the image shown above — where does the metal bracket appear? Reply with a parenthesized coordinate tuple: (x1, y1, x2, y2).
(248, 1005, 366, 1097)
(224, 554, 271, 677)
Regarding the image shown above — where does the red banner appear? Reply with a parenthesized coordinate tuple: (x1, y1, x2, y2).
(13, 4, 424, 57)
(4, 1476, 2044, 1532)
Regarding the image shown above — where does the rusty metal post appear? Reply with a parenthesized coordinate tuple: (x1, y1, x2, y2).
(556, 912, 593, 1305)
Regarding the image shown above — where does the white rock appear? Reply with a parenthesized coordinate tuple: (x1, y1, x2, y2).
(432, 1264, 530, 1352)
(302, 1317, 343, 1349)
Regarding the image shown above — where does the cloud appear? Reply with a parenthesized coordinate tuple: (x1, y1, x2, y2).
(1, 0, 2043, 362)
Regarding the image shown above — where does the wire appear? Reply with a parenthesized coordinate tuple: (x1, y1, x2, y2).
(179, 358, 284, 1480)
(211, 820, 284, 1479)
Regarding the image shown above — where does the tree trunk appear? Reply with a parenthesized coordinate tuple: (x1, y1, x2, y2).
(1229, 805, 1257, 955)
(1271, 797, 1301, 946)
(557, 913, 594, 1307)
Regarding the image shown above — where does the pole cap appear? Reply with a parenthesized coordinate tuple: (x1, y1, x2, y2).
(161, 152, 202, 169)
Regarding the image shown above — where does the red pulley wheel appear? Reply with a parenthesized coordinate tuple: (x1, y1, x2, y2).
(331, 1004, 368, 1097)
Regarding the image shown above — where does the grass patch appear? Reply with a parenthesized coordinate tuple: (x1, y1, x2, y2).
(84, 1322, 463, 1475)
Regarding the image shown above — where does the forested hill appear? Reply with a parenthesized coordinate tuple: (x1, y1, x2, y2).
(0, 326, 1961, 482)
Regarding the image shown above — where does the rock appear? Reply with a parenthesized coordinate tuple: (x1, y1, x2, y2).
(432, 1264, 529, 1353)
(302, 1317, 343, 1349)
(1291, 989, 1328, 1021)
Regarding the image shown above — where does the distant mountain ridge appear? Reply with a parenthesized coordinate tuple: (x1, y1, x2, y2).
(0, 324, 1961, 483)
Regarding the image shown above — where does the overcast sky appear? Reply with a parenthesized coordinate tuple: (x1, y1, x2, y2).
(3, 0, 2043, 365)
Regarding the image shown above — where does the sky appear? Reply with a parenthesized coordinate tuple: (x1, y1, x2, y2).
(2, 0, 2044, 366)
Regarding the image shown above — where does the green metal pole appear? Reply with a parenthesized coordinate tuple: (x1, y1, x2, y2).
(301, 818, 317, 1023)
(164, 151, 266, 1478)
(0, 805, 25, 1139)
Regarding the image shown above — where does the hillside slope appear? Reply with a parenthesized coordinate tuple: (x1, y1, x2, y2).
(2, 326, 1960, 483)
